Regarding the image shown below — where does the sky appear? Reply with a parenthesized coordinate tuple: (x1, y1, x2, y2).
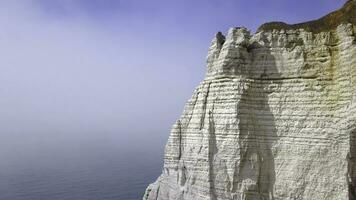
(0, 0, 347, 165)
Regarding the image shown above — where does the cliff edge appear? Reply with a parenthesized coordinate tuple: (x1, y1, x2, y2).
(144, 1, 356, 199)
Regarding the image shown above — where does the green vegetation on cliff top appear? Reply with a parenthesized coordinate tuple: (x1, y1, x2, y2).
(257, 0, 356, 33)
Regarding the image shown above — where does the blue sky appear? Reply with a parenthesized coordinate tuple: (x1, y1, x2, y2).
(0, 0, 347, 160)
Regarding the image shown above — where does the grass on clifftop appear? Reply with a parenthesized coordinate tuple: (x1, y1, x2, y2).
(257, 0, 356, 33)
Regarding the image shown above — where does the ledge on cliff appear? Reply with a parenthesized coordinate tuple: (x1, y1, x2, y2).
(257, 0, 356, 33)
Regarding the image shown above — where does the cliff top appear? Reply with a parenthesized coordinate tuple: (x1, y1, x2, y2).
(257, 0, 356, 33)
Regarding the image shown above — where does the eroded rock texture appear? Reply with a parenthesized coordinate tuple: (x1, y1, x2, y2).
(144, 2, 356, 200)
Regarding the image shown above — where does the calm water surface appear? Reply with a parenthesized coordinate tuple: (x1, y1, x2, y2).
(0, 136, 164, 200)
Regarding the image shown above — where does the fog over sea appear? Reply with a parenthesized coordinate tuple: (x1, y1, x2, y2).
(0, 134, 165, 200)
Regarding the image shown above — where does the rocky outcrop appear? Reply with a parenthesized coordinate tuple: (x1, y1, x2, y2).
(144, 1, 356, 199)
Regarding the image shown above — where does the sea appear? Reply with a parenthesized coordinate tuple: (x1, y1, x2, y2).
(0, 135, 164, 200)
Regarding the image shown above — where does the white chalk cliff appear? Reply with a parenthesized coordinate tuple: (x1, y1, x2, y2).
(144, 1, 356, 199)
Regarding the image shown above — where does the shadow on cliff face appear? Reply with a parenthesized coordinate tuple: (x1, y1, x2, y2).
(349, 129, 356, 200)
(235, 43, 280, 200)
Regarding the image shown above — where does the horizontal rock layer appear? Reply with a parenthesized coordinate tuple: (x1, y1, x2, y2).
(144, 2, 356, 200)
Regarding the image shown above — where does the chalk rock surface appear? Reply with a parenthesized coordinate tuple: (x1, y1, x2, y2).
(144, 1, 356, 199)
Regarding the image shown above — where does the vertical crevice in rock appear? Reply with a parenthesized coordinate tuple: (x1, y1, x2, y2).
(155, 185, 160, 200)
(208, 108, 217, 200)
(178, 162, 187, 187)
(200, 83, 212, 130)
(185, 91, 200, 129)
(177, 120, 183, 160)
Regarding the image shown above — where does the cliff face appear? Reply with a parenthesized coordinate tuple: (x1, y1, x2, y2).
(144, 2, 356, 200)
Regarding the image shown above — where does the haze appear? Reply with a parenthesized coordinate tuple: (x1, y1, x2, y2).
(0, 0, 346, 172)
